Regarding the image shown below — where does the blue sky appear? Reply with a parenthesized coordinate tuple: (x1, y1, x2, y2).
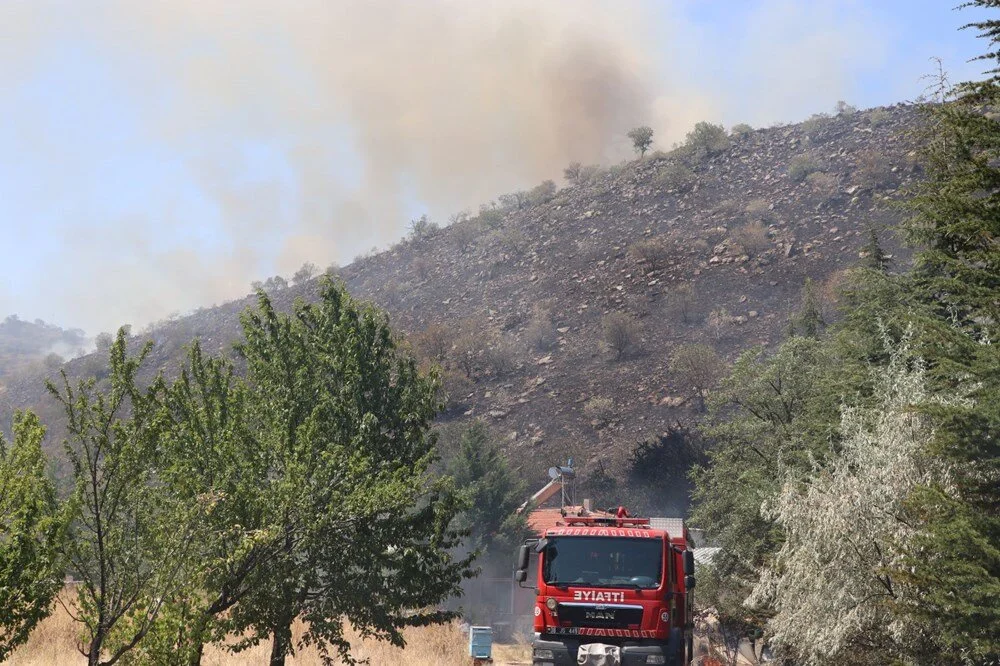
(0, 1, 994, 336)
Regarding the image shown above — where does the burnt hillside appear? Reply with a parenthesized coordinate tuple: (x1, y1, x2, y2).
(1, 104, 924, 493)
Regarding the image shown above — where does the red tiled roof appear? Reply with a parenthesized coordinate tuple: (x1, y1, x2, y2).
(526, 508, 564, 535)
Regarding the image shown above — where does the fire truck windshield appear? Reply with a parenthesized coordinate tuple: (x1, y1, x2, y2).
(542, 537, 663, 589)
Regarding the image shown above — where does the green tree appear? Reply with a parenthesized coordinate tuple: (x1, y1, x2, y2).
(889, 4, 1000, 657)
(49, 329, 198, 666)
(224, 280, 473, 665)
(627, 126, 654, 157)
(788, 278, 825, 338)
(861, 224, 890, 271)
(0, 411, 67, 660)
(444, 421, 529, 562)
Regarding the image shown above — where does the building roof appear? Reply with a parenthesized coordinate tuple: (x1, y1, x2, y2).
(526, 508, 565, 535)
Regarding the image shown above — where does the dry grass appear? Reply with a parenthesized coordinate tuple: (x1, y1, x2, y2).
(9, 595, 531, 665)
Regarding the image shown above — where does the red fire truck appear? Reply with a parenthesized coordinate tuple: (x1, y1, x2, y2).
(514, 507, 695, 666)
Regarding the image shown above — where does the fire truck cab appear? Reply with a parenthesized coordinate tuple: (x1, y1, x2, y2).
(515, 509, 695, 666)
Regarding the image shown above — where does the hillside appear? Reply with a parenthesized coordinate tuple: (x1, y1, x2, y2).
(1, 104, 924, 498)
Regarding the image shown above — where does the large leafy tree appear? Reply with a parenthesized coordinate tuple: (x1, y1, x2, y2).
(0, 411, 67, 660)
(219, 280, 473, 666)
(49, 330, 201, 666)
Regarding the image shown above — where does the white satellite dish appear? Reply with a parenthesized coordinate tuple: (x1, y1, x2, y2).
(548, 466, 562, 480)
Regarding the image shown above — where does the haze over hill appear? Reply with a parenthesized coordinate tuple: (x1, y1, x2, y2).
(0, 1, 983, 335)
(1, 103, 922, 505)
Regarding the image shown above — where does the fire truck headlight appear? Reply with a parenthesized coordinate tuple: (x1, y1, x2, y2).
(545, 597, 557, 612)
(659, 610, 670, 623)
(645, 656, 667, 664)
(534, 648, 555, 659)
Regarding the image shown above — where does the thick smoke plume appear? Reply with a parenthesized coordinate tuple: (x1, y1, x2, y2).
(2, 0, 695, 333)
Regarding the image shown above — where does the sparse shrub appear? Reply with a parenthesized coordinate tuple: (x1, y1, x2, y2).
(744, 198, 773, 221)
(482, 335, 519, 377)
(529, 179, 557, 204)
(411, 256, 432, 280)
(628, 234, 678, 270)
(627, 126, 655, 157)
(854, 149, 897, 189)
(715, 199, 741, 217)
(707, 308, 735, 339)
(866, 108, 891, 127)
(407, 214, 439, 239)
(452, 330, 481, 378)
(414, 323, 453, 362)
(496, 227, 528, 254)
(835, 100, 858, 115)
(655, 162, 696, 192)
(583, 397, 616, 425)
(292, 262, 319, 285)
(524, 313, 557, 352)
(690, 238, 711, 256)
(685, 121, 730, 158)
(563, 162, 582, 184)
(805, 171, 839, 200)
(788, 153, 821, 182)
(476, 204, 505, 230)
(497, 191, 530, 211)
(733, 221, 771, 257)
(325, 262, 341, 276)
(731, 123, 754, 137)
(379, 280, 405, 308)
(451, 221, 480, 252)
(440, 367, 475, 408)
(705, 226, 729, 245)
(602, 312, 641, 361)
(44, 352, 64, 369)
(667, 283, 697, 324)
(577, 164, 600, 184)
(669, 343, 726, 410)
(801, 113, 832, 142)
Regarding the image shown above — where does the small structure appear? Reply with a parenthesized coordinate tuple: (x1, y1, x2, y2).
(469, 625, 493, 664)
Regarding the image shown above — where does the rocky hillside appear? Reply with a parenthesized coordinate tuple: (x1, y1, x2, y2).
(1, 104, 924, 493)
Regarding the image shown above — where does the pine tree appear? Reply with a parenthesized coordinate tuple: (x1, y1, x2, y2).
(891, 3, 1000, 659)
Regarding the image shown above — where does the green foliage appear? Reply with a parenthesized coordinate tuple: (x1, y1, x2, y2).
(601, 312, 641, 361)
(0, 411, 66, 660)
(669, 343, 726, 410)
(835, 100, 857, 115)
(887, 8, 1000, 655)
(407, 213, 439, 239)
(291, 262, 319, 285)
(787, 153, 821, 182)
(49, 329, 195, 666)
(684, 121, 729, 158)
(788, 278, 826, 338)
(443, 421, 529, 563)
(690, 337, 845, 621)
(529, 179, 557, 204)
(730, 123, 753, 137)
(224, 280, 472, 664)
(627, 126, 654, 157)
(655, 162, 696, 192)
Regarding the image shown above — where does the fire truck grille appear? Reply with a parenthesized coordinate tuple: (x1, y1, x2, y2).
(557, 603, 644, 629)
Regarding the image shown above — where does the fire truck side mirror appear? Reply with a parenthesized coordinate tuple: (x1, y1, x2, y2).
(683, 550, 695, 576)
(517, 544, 530, 571)
(515, 569, 527, 583)
(685, 574, 696, 590)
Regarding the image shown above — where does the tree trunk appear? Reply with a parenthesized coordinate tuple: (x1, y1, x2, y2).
(88, 629, 104, 666)
(269, 619, 293, 666)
